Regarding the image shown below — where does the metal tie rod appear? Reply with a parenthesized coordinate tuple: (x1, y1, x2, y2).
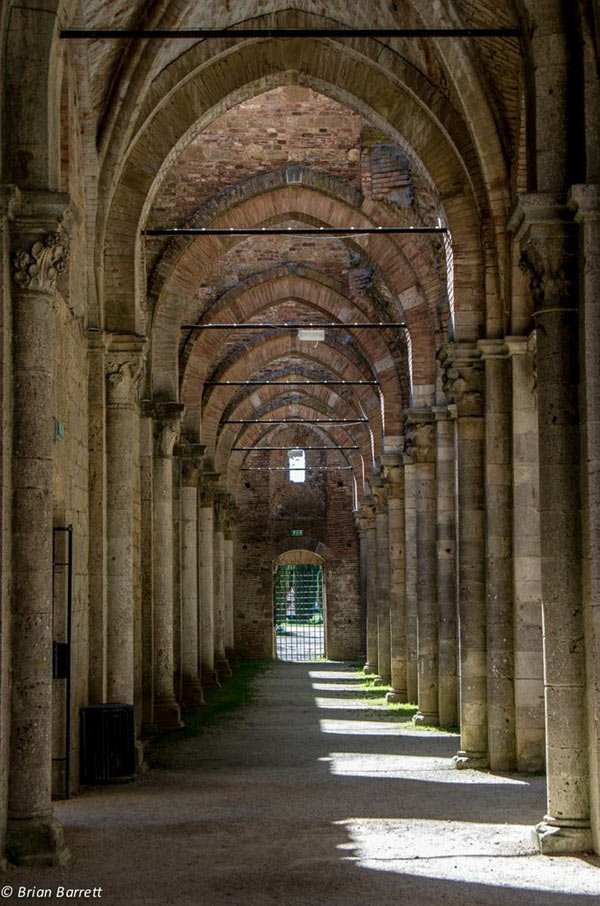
(183, 322, 407, 329)
(223, 418, 368, 424)
(233, 445, 360, 451)
(145, 226, 446, 237)
(207, 380, 379, 386)
(61, 27, 522, 40)
(242, 466, 353, 471)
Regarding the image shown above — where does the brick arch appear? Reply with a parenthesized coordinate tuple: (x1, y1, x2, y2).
(210, 383, 379, 464)
(180, 272, 407, 415)
(228, 423, 367, 500)
(215, 400, 374, 476)
(183, 334, 389, 443)
(273, 546, 331, 566)
(150, 185, 435, 398)
(101, 34, 488, 341)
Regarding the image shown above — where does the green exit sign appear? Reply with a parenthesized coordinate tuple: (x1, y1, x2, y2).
(290, 529, 303, 536)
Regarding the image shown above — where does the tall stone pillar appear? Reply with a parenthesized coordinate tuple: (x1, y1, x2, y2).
(150, 402, 183, 731)
(140, 413, 155, 732)
(408, 412, 438, 726)
(479, 340, 516, 771)
(354, 508, 369, 665)
(106, 338, 146, 707)
(179, 444, 205, 705)
(434, 405, 458, 728)
(383, 454, 407, 703)
(403, 447, 418, 703)
(7, 197, 71, 864)
(572, 184, 600, 852)
(362, 499, 379, 676)
(513, 195, 592, 852)
(224, 501, 237, 666)
(87, 331, 108, 705)
(439, 342, 487, 767)
(199, 474, 219, 688)
(213, 490, 232, 678)
(372, 477, 391, 685)
(505, 335, 544, 773)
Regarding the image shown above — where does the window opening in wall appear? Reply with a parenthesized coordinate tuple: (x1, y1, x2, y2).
(274, 564, 324, 661)
(288, 448, 306, 483)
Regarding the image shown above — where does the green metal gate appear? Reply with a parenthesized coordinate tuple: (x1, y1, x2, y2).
(274, 564, 324, 661)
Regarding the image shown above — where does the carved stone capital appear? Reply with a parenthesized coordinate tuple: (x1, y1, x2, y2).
(510, 194, 577, 313)
(177, 442, 206, 487)
(370, 476, 388, 514)
(402, 408, 436, 461)
(213, 489, 230, 531)
(477, 339, 509, 360)
(381, 451, 404, 495)
(152, 402, 184, 458)
(106, 336, 146, 407)
(437, 343, 484, 417)
(199, 470, 220, 507)
(11, 191, 73, 294)
(13, 229, 70, 293)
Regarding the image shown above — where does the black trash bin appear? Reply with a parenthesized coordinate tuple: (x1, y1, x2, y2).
(80, 703, 136, 783)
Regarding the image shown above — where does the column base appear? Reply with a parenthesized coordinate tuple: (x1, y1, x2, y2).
(533, 819, 593, 854)
(6, 817, 70, 867)
(201, 668, 221, 689)
(182, 679, 205, 706)
(363, 662, 378, 675)
(386, 689, 408, 703)
(370, 675, 384, 686)
(215, 658, 232, 679)
(226, 648, 240, 667)
(134, 739, 149, 774)
(150, 699, 183, 733)
(414, 711, 439, 727)
(452, 750, 489, 770)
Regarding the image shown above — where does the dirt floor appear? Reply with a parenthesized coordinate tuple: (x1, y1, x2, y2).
(5, 663, 600, 905)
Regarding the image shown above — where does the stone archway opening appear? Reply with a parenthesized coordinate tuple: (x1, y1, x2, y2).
(273, 550, 326, 662)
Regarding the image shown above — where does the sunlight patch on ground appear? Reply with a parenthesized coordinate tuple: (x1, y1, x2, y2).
(309, 670, 362, 680)
(319, 718, 409, 736)
(323, 753, 530, 784)
(335, 818, 600, 895)
(311, 682, 366, 692)
(314, 696, 389, 710)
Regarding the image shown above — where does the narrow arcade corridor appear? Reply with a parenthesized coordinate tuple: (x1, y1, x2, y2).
(9, 664, 599, 906)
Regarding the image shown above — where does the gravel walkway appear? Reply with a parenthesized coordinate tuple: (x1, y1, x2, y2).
(6, 662, 600, 905)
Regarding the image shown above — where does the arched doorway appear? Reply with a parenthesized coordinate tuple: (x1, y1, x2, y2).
(273, 550, 326, 662)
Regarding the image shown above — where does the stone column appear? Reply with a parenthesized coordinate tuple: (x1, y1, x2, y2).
(140, 413, 155, 732)
(434, 405, 458, 728)
(439, 342, 488, 767)
(150, 402, 183, 731)
(354, 508, 369, 665)
(513, 195, 592, 852)
(179, 444, 205, 705)
(213, 490, 232, 678)
(572, 184, 600, 852)
(408, 411, 438, 726)
(87, 331, 108, 705)
(362, 499, 379, 676)
(372, 477, 391, 685)
(383, 454, 407, 703)
(8, 197, 70, 863)
(199, 474, 219, 688)
(224, 502, 238, 666)
(105, 338, 146, 706)
(479, 340, 516, 771)
(404, 447, 418, 704)
(505, 335, 544, 773)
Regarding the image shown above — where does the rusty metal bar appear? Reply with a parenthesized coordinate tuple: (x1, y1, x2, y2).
(61, 27, 522, 40)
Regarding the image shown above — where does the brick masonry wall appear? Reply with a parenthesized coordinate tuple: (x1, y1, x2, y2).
(233, 428, 361, 660)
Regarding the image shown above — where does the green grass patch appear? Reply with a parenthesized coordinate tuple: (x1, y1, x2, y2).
(152, 660, 272, 748)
